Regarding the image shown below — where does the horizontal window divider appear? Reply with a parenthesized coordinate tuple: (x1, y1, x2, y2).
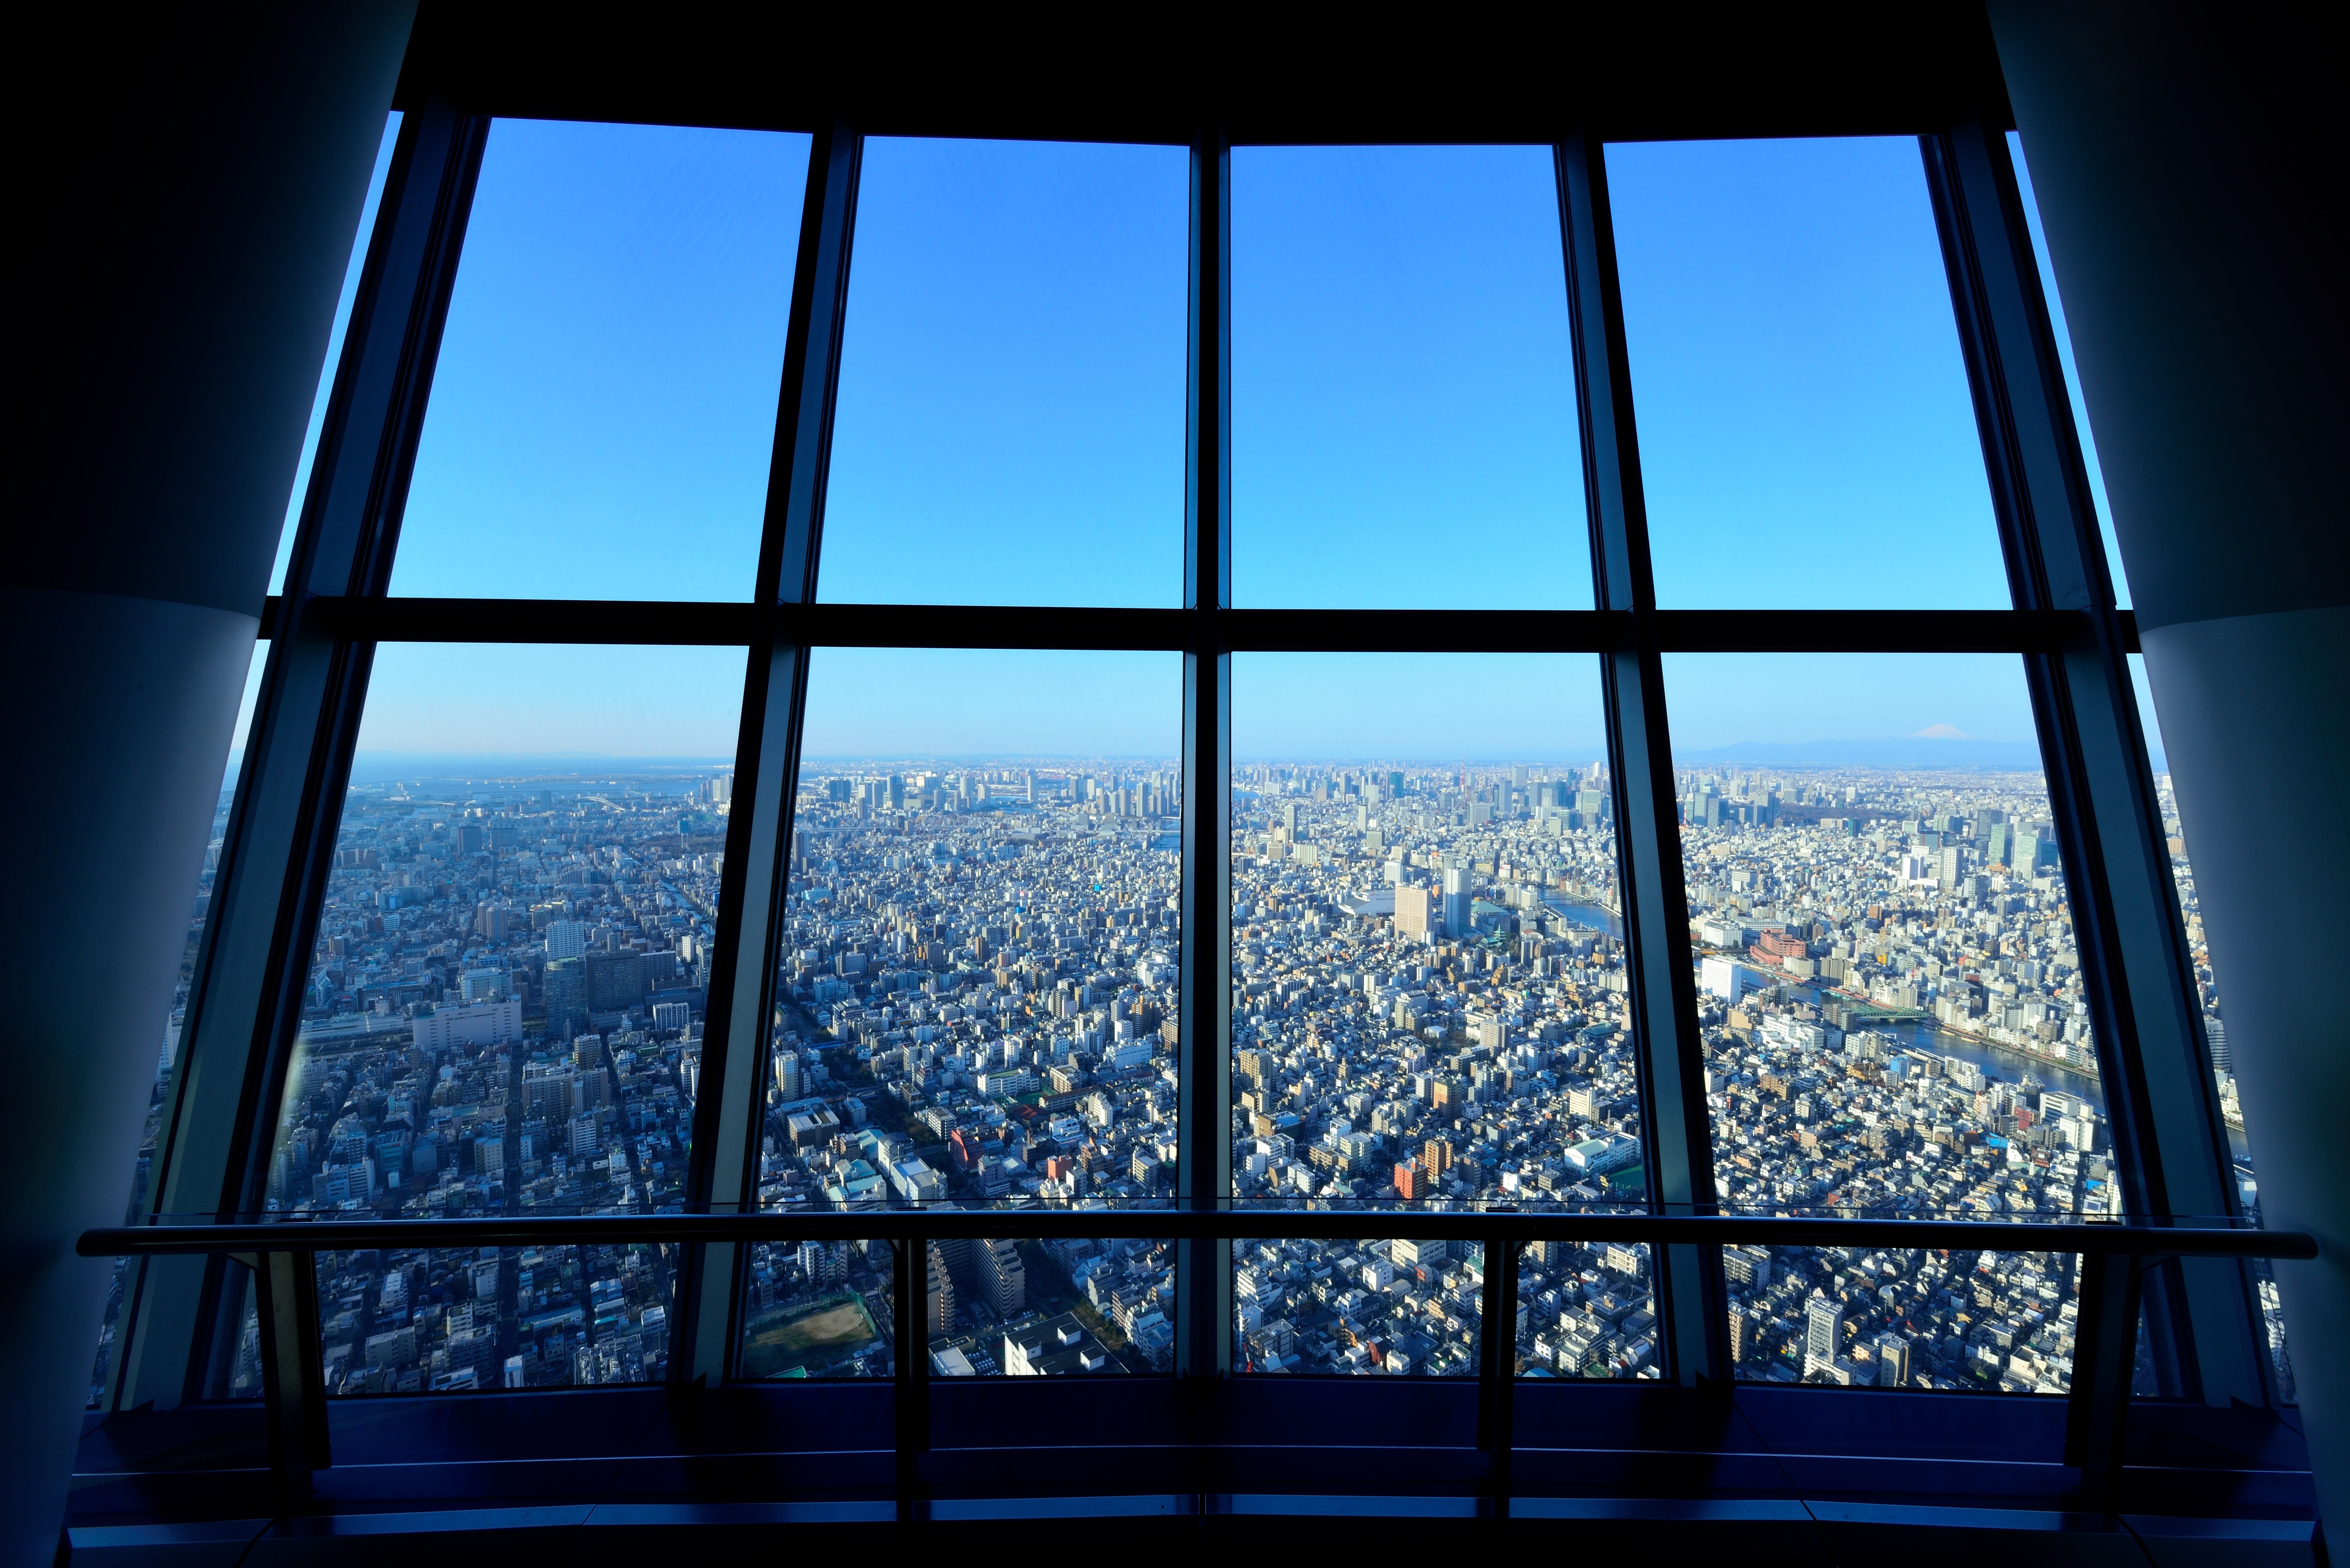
(82, 1211, 2307, 1260)
(258, 597, 2136, 654)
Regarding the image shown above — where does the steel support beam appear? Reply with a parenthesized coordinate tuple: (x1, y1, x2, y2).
(681, 122, 863, 1385)
(1924, 122, 2267, 1408)
(117, 101, 488, 1414)
(1176, 134, 1234, 1390)
(1555, 132, 1726, 1389)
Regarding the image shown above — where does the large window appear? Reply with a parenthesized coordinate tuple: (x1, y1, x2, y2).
(92, 76, 2292, 1531)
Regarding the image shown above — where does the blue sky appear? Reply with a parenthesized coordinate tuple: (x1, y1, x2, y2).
(235, 122, 2165, 772)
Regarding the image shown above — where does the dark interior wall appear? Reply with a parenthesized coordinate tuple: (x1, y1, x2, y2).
(2, 7, 414, 1560)
(1988, 0, 2350, 1541)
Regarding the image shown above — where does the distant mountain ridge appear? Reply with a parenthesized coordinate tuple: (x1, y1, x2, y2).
(1675, 737, 2046, 769)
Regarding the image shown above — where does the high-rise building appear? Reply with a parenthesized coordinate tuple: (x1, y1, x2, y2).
(1394, 883, 1434, 941)
(543, 957, 587, 1034)
(1805, 1296, 1845, 1373)
(1393, 1157, 1430, 1200)
(545, 920, 590, 960)
(1876, 1332, 1912, 1388)
(926, 1241, 955, 1336)
(1442, 866, 1471, 936)
(978, 1238, 1026, 1318)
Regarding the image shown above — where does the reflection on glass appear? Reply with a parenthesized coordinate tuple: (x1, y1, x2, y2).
(1230, 655, 1625, 1213)
(1667, 651, 2095, 1391)
(1608, 137, 2004, 608)
(742, 648, 1179, 1379)
(90, 644, 272, 1407)
(2131, 655, 2293, 1398)
(1517, 1239, 1655, 1379)
(392, 120, 810, 600)
(1235, 1238, 1484, 1376)
(267, 644, 743, 1393)
(1232, 146, 1591, 610)
(818, 139, 1186, 608)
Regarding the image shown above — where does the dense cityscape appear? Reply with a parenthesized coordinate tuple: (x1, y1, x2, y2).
(86, 750, 2288, 1404)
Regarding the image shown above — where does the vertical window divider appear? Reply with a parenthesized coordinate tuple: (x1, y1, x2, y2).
(116, 98, 489, 1419)
(1176, 133, 1234, 1401)
(1921, 120, 2269, 1415)
(678, 121, 863, 1387)
(1555, 130, 1728, 1390)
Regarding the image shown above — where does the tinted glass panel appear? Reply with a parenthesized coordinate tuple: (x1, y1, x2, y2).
(817, 139, 1186, 608)
(269, 643, 744, 1393)
(270, 113, 403, 595)
(746, 648, 1179, 1379)
(1610, 137, 2005, 608)
(392, 121, 809, 600)
(2009, 132, 2131, 610)
(1232, 146, 1591, 610)
(90, 643, 271, 1406)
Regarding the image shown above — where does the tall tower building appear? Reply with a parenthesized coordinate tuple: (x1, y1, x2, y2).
(1442, 867, 1471, 937)
(1805, 1296, 1844, 1374)
(925, 1241, 955, 1336)
(978, 1237, 1026, 1318)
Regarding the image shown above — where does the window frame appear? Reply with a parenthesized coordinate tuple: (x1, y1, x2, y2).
(94, 60, 2278, 1526)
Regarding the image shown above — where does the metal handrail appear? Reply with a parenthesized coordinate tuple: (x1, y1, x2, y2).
(80, 1210, 2314, 1258)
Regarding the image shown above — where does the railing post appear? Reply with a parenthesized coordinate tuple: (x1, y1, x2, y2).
(892, 1234, 929, 1522)
(2064, 1246, 2144, 1513)
(1476, 1233, 1521, 1517)
(253, 1249, 329, 1511)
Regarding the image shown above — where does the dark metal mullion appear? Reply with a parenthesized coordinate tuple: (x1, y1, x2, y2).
(1175, 133, 1233, 1405)
(1556, 132, 1727, 1389)
(284, 597, 2117, 655)
(680, 121, 863, 1385)
(1922, 124, 2266, 1410)
(115, 100, 490, 1416)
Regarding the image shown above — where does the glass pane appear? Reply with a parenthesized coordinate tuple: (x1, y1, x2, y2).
(744, 647, 1180, 1380)
(736, 1237, 895, 1379)
(90, 644, 270, 1406)
(1237, 1238, 1483, 1376)
(1609, 137, 2006, 608)
(269, 643, 745, 1394)
(1668, 650, 2097, 1391)
(1724, 1241, 2080, 1392)
(391, 121, 810, 600)
(2009, 132, 2130, 610)
(1231, 653, 1624, 1209)
(2131, 655, 2293, 1398)
(817, 139, 1186, 608)
(1517, 1239, 1656, 1379)
(1229, 654, 1619, 1375)
(270, 112, 403, 596)
(1232, 146, 1592, 610)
